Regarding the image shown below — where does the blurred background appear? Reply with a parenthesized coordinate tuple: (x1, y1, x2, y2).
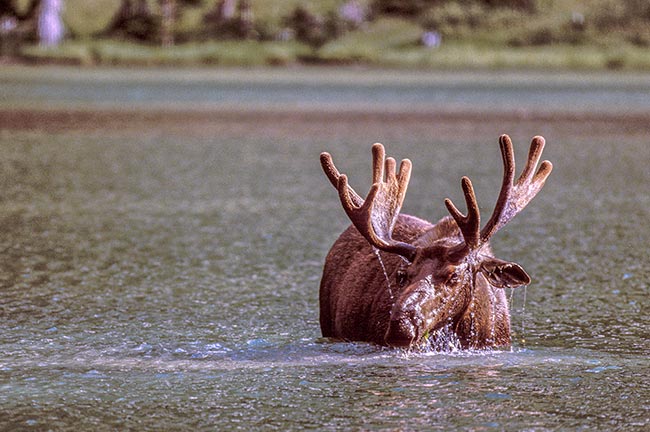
(1, 1, 649, 431)
(2, 0, 650, 69)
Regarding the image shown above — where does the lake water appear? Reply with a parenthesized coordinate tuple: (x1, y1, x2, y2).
(4, 67, 650, 115)
(0, 67, 648, 430)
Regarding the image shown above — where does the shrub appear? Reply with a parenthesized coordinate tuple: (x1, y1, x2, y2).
(420, 2, 487, 33)
(285, 6, 346, 48)
(102, 0, 160, 43)
(202, 0, 259, 40)
(373, 0, 438, 16)
(507, 21, 587, 47)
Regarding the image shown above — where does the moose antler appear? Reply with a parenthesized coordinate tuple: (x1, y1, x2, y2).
(445, 135, 553, 250)
(481, 135, 553, 242)
(444, 176, 481, 249)
(321, 143, 417, 261)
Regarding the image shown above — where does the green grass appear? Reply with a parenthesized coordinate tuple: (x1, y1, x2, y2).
(12, 0, 650, 70)
(20, 39, 312, 67)
(21, 35, 650, 70)
(19, 12, 650, 71)
(317, 18, 422, 63)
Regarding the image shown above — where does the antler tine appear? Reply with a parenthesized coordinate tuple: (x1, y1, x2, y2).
(480, 134, 516, 242)
(372, 143, 385, 184)
(480, 134, 553, 243)
(445, 176, 481, 249)
(517, 136, 553, 189)
(320, 151, 364, 207)
(321, 143, 417, 261)
(518, 136, 545, 183)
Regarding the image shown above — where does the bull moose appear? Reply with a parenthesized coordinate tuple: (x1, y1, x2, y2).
(319, 135, 552, 349)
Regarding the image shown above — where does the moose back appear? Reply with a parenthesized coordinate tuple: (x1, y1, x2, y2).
(319, 135, 552, 349)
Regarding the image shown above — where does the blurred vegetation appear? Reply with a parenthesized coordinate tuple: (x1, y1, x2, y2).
(3, 0, 650, 69)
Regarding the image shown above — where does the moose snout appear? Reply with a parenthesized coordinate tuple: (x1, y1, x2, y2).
(384, 285, 434, 347)
(385, 314, 419, 347)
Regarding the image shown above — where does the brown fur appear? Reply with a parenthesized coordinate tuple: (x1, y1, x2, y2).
(320, 214, 432, 344)
(319, 214, 512, 349)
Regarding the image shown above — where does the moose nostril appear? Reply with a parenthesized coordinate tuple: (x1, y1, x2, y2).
(385, 316, 418, 347)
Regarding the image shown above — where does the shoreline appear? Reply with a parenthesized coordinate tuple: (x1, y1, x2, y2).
(4, 63, 650, 83)
(3, 106, 649, 137)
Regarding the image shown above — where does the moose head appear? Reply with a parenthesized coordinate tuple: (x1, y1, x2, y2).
(319, 135, 552, 349)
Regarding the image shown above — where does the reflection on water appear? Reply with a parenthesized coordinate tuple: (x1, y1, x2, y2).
(1, 75, 649, 429)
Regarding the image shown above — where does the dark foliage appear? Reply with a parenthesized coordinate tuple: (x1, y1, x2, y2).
(373, 0, 537, 17)
(373, 0, 438, 16)
(1, 0, 39, 20)
(102, 0, 160, 42)
(202, 0, 257, 40)
(0, 0, 16, 16)
(285, 6, 328, 47)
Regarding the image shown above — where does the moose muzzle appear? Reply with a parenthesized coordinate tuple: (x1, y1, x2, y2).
(384, 286, 432, 347)
(385, 314, 419, 347)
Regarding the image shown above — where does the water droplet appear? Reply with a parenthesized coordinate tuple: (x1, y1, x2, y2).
(373, 248, 393, 301)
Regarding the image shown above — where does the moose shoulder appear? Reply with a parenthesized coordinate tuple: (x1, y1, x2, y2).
(319, 135, 552, 349)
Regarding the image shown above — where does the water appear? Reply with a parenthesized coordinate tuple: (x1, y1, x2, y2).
(3, 67, 650, 115)
(373, 248, 395, 302)
(0, 67, 649, 430)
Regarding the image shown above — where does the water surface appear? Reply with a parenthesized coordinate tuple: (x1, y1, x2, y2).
(3, 66, 650, 115)
(0, 68, 648, 430)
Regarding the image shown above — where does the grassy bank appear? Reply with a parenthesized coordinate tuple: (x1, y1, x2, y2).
(9, 1, 650, 70)
(19, 39, 311, 67)
(19, 30, 650, 71)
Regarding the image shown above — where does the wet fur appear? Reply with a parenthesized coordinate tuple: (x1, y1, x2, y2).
(319, 214, 512, 348)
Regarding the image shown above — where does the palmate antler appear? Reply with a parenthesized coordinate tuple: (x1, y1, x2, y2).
(320, 143, 418, 261)
(445, 135, 553, 251)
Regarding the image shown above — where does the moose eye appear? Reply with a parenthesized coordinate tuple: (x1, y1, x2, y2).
(396, 269, 408, 287)
(446, 270, 460, 284)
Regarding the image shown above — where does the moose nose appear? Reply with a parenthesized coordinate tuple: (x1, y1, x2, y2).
(385, 316, 418, 347)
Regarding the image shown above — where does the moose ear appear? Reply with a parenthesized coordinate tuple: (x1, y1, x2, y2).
(480, 258, 530, 288)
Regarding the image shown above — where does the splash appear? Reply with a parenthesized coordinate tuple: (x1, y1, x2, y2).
(488, 286, 497, 346)
(421, 323, 463, 353)
(508, 285, 528, 347)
